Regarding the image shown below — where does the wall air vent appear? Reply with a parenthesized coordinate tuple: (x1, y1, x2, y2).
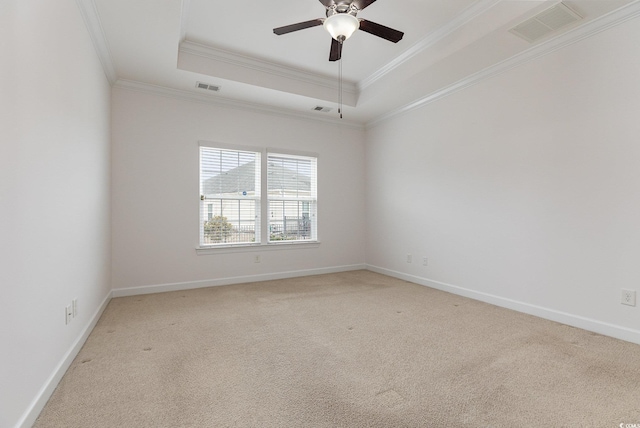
(312, 106, 332, 113)
(510, 2, 582, 43)
(195, 82, 221, 92)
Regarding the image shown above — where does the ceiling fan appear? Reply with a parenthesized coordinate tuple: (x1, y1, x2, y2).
(273, 0, 404, 62)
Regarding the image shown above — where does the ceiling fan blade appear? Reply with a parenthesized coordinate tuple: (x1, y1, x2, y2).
(358, 19, 404, 43)
(273, 19, 324, 35)
(329, 38, 342, 62)
(318, 0, 334, 8)
(352, 0, 377, 11)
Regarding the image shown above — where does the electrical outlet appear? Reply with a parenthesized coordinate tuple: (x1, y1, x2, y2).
(406, 254, 412, 263)
(422, 257, 428, 266)
(621, 289, 636, 306)
(72, 299, 77, 318)
(65, 305, 73, 325)
(254, 255, 261, 263)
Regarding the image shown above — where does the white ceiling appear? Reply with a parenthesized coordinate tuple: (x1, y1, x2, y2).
(92, 0, 638, 125)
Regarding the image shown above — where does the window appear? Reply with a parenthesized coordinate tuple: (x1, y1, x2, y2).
(199, 146, 261, 245)
(267, 153, 317, 243)
(199, 143, 317, 248)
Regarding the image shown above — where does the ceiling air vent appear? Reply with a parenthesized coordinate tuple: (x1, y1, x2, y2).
(510, 2, 582, 43)
(196, 81, 220, 92)
(312, 106, 332, 113)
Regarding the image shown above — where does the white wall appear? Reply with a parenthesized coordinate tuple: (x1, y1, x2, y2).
(111, 88, 366, 293)
(365, 16, 640, 343)
(0, 1, 112, 427)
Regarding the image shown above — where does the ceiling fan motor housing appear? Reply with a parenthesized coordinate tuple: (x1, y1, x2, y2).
(325, 2, 359, 17)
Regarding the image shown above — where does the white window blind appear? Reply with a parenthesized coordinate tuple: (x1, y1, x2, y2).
(267, 153, 317, 242)
(199, 146, 261, 246)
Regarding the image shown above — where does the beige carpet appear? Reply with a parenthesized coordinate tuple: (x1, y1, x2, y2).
(35, 270, 640, 427)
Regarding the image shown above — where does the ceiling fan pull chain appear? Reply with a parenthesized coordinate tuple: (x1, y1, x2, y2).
(339, 46, 343, 119)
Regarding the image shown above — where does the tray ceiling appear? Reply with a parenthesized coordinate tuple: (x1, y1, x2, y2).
(91, 0, 639, 125)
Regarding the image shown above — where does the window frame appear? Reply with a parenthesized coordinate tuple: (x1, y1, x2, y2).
(197, 141, 319, 253)
(266, 151, 318, 244)
(199, 142, 262, 248)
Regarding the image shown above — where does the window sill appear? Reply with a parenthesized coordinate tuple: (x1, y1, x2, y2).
(196, 241, 320, 256)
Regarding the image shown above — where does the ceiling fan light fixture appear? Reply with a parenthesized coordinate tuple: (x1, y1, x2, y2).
(323, 13, 360, 42)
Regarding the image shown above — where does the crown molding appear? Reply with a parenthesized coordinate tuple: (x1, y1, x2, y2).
(366, 0, 640, 128)
(75, 0, 117, 85)
(179, 40, 358, 96)
(114, 79, 365, 130)
(359, 0, 502, 92)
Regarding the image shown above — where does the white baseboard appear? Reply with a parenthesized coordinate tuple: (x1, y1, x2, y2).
(366, 264, 640, 346)
(112, 264, 367, 298)
(18, 291, 112, 428)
